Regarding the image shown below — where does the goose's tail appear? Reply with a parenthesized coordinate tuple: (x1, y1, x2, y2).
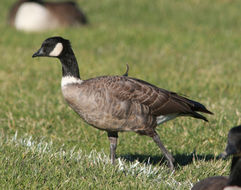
(187, 99, 213, 122)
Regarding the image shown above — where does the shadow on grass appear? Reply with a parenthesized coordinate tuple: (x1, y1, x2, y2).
(119, 153, 219, 167)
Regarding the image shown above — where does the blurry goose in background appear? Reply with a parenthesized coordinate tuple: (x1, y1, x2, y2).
(8, 0, 87, 32)
(192, 125, 241, 190)
(32, 37, 213, 170)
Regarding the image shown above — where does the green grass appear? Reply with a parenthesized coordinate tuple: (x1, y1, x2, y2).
(0, 0, 241, 189)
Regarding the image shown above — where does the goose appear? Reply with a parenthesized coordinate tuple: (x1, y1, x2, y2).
(8, 0, 87, 32)
(32, 36, 213, 170)
(192, 125, 241, 190)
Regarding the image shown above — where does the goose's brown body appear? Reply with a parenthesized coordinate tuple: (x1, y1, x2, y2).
(192, 176, 228, 190)
(62, 75, 211, 137)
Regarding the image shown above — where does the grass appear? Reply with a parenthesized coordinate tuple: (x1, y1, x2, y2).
(0, 0, 241, 189)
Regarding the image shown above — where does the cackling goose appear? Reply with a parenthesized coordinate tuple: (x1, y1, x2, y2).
(32, 37, 213, 170)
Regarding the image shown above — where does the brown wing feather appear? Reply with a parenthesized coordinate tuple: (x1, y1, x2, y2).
(111, 77, 204, 115)
(82, 76, 212, 121)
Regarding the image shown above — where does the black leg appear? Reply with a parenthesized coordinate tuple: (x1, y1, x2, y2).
(152, 132, 175, 170)
(107, 132, 118, 164)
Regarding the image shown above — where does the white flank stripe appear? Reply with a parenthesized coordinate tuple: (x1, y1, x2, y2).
(157, 114, 178, 125)
(224, 187, 241, 190)
(49, 43, 63, 57)
(61, 76, 83, 87)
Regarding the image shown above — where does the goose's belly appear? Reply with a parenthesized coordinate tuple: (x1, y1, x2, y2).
(62, 87, 156, 132)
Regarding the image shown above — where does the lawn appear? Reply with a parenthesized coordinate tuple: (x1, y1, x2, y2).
(0, 0, 241, 189)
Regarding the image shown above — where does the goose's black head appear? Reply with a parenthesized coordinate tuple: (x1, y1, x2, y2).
(32, 37, 71, 58)
(222, 125, 241, 158)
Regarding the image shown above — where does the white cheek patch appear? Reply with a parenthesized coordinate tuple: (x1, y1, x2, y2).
(61, 76, 83, 88)
(49, 43, 63, 57)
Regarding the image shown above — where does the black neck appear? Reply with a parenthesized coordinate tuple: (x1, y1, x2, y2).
(59, 48, 80, 79)
(227, 156, 241, 186)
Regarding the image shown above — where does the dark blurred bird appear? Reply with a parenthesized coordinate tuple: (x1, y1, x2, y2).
(192, 125, 241, 190)
(8, 0, 87, 32)
(32, 36, 213, 170)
